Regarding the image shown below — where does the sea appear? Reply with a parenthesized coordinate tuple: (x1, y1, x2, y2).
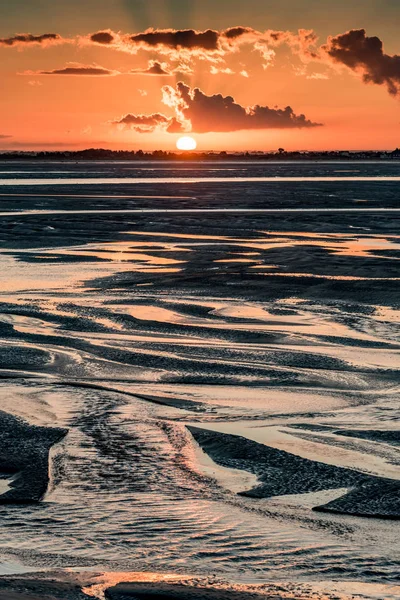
(0, 160, 398, 599)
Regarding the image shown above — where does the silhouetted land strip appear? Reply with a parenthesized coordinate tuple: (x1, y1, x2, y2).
(1, 148, 400, 160)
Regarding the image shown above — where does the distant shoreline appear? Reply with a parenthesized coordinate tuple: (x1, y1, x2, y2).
(0, 149, 399, 161)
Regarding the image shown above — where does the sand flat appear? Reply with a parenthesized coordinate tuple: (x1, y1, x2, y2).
(0, 160, 398, 597)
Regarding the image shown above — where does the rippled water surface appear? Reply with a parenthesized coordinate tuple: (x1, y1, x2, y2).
(0, 161, 399, 598)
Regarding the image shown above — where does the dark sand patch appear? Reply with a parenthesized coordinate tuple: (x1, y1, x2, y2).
(0, 574, 370, 600)
(0, 575, 89, 600)
(0, 410, 67, 503)
(314, 479, 400, 518)
(336, 429, 400, 446)
(188, 426, 400, 519)
(289, 424, 400, 446)
(105, 582, 268, 599)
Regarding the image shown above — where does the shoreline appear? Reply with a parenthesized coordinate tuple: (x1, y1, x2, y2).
(0, 155, 399, 163)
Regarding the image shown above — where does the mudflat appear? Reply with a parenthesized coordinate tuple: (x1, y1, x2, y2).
(0, 160, 398, 599)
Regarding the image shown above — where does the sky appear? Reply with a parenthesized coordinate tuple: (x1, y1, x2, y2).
(1, 0, 400, 151)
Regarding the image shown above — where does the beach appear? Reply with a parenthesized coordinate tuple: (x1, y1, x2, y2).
(0, 160, 398, 598)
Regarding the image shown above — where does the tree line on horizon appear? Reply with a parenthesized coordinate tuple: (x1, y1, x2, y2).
(0, 148, 399, 160)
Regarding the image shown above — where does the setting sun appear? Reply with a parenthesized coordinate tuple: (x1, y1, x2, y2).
(176, 136, 197, 151)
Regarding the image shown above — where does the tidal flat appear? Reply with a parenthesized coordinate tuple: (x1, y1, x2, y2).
(0, 160, 398, 599)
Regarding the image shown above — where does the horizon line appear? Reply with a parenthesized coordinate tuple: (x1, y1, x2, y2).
(0, 148, 399, 155)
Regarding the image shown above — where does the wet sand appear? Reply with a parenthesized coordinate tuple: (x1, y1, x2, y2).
(188, 426, 400, 518)
(0, 571, 398, 600)
(0, 411, 67, 504)
(0, 160, 398, 598)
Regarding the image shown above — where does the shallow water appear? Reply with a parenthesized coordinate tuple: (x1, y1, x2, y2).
(1, 208, 400, 216)
(3, 175, 400, 186)
(0, 161, 399, 597)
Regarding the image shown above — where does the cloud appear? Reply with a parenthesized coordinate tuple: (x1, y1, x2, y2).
(0, 26, 316, 75)
(0, 33, 67, 47)
(254, 41, 276, 68)
(0, 134, 12, 139)
(173, 63, 194, 75)
(86, 26, 279, 63)
(130, 28, 220, 52)
(112, 113, 172, 133)
(131, 60, 171, 76)
(224, 27, 318, 67)
(21, 63, 119, 76)
(283, 29, 319, 59)
(86, 28, 224, 62)
(306, 72, 329, 80)
(162, 82, 321, 133)
(210, 66, 234, 75)
(130, 60, 193, 76)
(84, 26, 321, 70)
(22, 60, 175, 77)
(5, 26, 400, 99)
(223, 26, 255, 41)
(321, 29, 400, 96)
(113, 82, 321, 135)
(89, 26, 254, 52)
(166, 118, 186, 134)
(85, 25, 400, 97)
(89, 30, 115, 45)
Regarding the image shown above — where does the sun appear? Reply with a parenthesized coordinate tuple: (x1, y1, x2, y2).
(176, 136, 197, 151)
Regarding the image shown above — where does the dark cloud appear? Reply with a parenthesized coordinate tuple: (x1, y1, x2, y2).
(166, 118, 186, 133)
(322, 29, 400, 96)
(129, 28, 220, 51)
(90, 30, 115, 45)
(6, 27, 400, 100)
(85, 27, 255, 60)
(112, 113, 172, 133)
(164, 82, 321, 133)
(0, 33, 64, 47)
(223, 27, 255, 40)
(113, 83, 321, 135)
(23, 61, 171, 77)
(131, 61, 171, 76)
(84, 26, 315, 68)
(32, 65, 117, 76)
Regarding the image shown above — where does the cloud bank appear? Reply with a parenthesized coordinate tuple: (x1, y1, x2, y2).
(0, 33, 67, 47)
(22, 61, 174, 77)
(3, 26, 400, 97)
(322, 29, 400, 96)
(168, 83, 321, 132)
(129, 28, 220, 51)
(86, 27, 400, 96)
(86, 26, 296, 65)
(112, 113, 172, 133)
(25, 64, 118, 76)
(113, 82, 321, 134)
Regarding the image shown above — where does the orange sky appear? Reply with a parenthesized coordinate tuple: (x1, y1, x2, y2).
(1, 0, 400, 151)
